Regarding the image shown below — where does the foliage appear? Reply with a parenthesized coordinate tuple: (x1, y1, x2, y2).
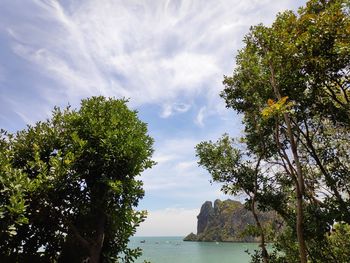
(252, 223, 350, 263)
(0, 97, 155, 262)
(198, 0, 350, 262)
(0, 130, 33, 238)
(326, 223, 350, 261)
(196, 135, 256, 196)
(261, 97, 294, 120)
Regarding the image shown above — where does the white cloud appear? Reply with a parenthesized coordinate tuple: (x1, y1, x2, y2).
(160, 102, 191, 118)
(1, 0, 305, 121)
(175, 161, 197, 172)
(161, 104, 173, 118)
(3, 97, 52, 127)
(136, 208, 199, 236)
(153, 153, 178, 164)
(173, 103, 191, 113)
(195, 106, 206, 127)
(139, 133, 230, 193)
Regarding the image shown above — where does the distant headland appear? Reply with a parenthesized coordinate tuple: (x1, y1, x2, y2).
(184, 199, 281, 242)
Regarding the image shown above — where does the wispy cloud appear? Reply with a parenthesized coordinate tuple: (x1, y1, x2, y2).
(1, 0, 304, 125)
(161, 102, 191, 118)
(195, 106, 206, 127)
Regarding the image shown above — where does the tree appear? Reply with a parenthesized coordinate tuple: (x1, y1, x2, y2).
(0, 130, 34, 249)
(0, 97, 155, 263)
(216, 0, 349, 262)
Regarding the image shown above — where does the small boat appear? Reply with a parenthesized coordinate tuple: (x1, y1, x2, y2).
(140, 240, 146, 243)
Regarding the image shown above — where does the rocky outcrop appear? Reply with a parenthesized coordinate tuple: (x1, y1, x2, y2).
(184, 199, 280, 242)
(197, 201, 214, 234)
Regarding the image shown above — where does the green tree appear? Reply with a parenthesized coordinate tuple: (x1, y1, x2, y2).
(218, 0, 349, 262)
(0, 130, 34, 245)
(0, 97, 155, 263)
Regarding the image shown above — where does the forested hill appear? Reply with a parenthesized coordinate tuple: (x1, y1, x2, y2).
(184, 199, 280, 242)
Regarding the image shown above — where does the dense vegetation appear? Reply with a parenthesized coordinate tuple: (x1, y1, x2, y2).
(197, 0, 350, 262)
(0, 97, 155, 262)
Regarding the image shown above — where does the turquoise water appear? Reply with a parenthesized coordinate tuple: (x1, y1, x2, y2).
(129, 237, 259, 263)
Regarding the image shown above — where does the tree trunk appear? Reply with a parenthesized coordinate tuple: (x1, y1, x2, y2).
(89, 245, 102, 263)
(283, 112, 308, 263)
(268, 61, 308, 263)
(296, 186, 307, 263)
(88, 214, 106, 263)
(251, 200, 269, 263)
(66, 213, 105, 263)
(250, 156, 269, 263)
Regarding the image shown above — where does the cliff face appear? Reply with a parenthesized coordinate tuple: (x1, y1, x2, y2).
(184, 199, 279, 242)
(197, 201, 214, 234)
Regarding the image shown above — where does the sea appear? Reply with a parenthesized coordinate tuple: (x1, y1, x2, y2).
(129, 236, 259, 263)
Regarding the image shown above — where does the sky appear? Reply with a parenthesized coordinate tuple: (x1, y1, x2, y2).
(0, 0, 307, 236)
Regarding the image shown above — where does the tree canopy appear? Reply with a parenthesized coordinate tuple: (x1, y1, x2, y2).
(198, 0, 350, 262)
(0, 96, 155, 263)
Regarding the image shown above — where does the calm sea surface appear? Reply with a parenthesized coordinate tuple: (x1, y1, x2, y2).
(129, 236, 258, 263)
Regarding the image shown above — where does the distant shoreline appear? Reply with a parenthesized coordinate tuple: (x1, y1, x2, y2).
(183, 240, 264, 243)
(132, 236, 266, 244)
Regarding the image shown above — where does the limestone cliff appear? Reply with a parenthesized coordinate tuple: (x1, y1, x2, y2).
(184, 199, 280, 242)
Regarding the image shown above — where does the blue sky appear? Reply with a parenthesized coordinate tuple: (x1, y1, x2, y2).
(0, 0, 306, 236)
